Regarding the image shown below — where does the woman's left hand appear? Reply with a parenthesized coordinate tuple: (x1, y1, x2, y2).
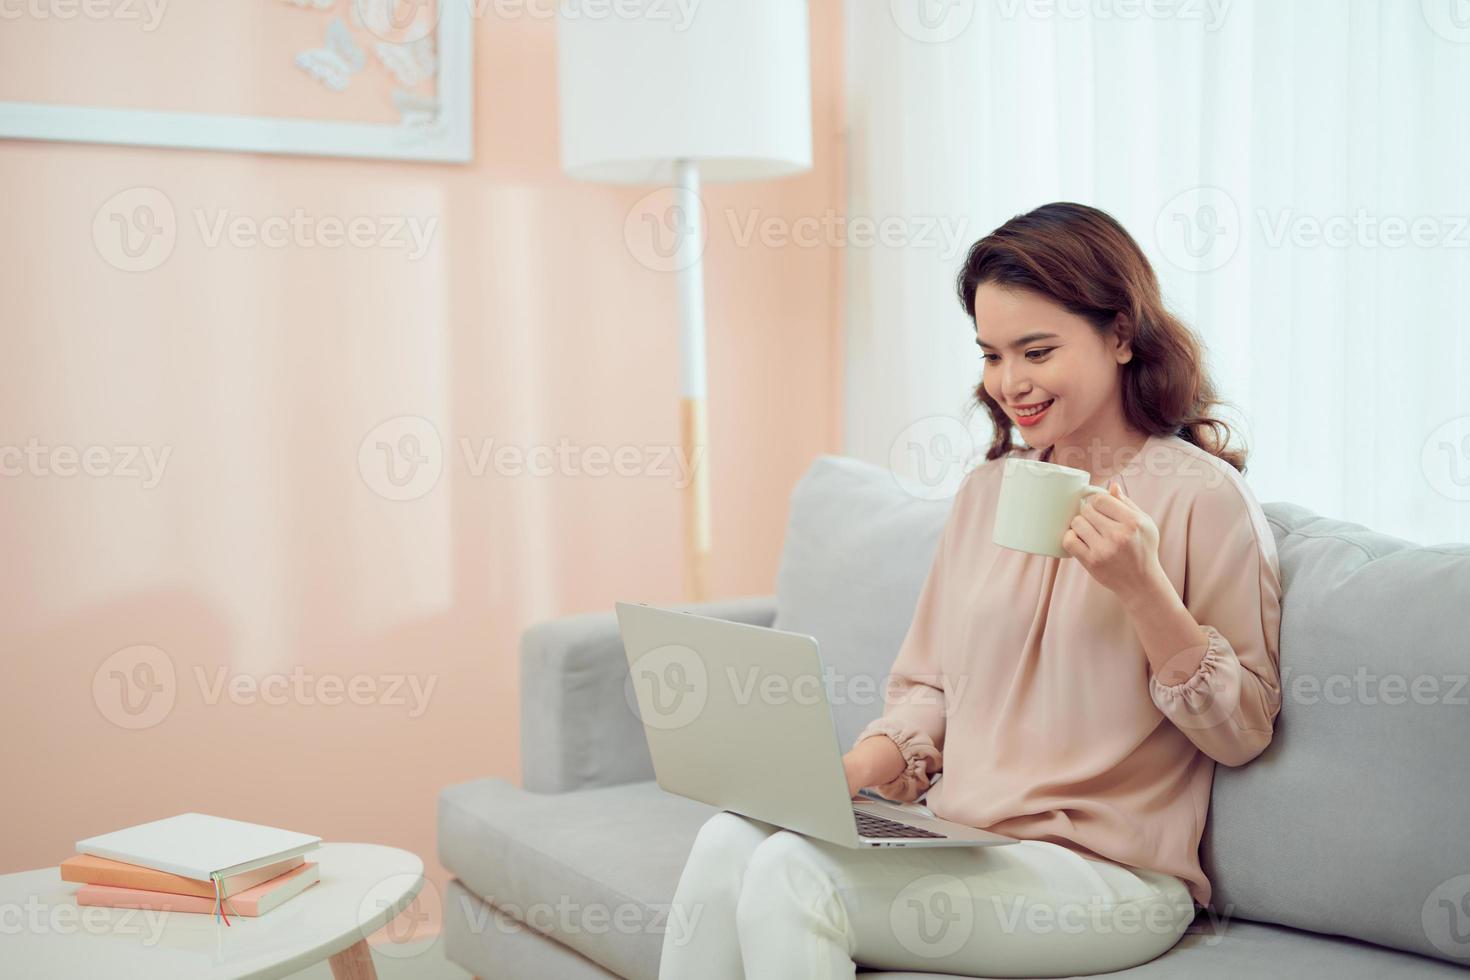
(1061, 481, 1163, 600)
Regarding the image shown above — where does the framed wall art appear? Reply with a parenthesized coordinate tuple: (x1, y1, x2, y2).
(0, 0, 473, 163)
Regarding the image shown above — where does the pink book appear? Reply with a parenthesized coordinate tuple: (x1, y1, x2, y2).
(75, 862, 320, 917)
(61, 853, 306, 899)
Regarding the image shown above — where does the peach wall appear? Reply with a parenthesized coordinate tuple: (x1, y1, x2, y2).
(0, 0, 845, 931)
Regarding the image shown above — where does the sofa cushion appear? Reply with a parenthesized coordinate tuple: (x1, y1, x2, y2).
(439, 778, 1465, 978)
(445, 880, 621, 979)
(1202, 502, 1470, 965)
(439, 777, 721, 980)
(771, 454, 952, 751)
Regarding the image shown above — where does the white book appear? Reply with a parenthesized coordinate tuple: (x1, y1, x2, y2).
(76, 813, 321, 883)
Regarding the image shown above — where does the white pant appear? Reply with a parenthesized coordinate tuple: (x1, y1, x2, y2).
(658, 811, 1198, 979)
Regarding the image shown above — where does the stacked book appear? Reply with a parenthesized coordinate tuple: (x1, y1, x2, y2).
(63, 812, 322, 921)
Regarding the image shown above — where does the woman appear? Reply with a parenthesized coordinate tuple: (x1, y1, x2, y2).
(658, 202, 1283, 979)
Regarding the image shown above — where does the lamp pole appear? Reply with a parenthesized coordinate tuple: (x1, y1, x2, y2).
(556, 1, 811, 603)
(674, 158, 711, 602)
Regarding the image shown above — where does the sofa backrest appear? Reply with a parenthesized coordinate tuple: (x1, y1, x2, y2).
(772, 455, 952, 751)
(1201, 500, 1470, 965)
(772, 454, 1470, 966)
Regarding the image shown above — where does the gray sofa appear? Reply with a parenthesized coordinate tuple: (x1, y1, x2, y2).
(439, 454, 1470, 978)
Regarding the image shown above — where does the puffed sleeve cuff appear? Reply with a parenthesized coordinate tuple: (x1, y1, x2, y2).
(853, 718, 943, 803)
(1149, 624, 1229, 704)
(1147, 624, 1281, 766)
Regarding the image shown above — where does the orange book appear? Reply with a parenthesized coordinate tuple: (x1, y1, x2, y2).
(76, 862, 320, 917)
(60, 853, 306, 899)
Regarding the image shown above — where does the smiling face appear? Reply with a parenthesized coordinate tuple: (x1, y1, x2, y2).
(973, 282, 1144, 472)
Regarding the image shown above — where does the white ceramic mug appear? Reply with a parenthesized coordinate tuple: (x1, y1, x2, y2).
(993, 457, 1110, 558)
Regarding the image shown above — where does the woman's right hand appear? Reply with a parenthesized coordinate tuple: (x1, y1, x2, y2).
(842, 734, 912, 800)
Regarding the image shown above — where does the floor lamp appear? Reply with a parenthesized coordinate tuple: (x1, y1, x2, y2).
(556, 2, 813, 602)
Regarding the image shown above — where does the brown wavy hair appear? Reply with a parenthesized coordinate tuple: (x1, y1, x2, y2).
(954, 202, 1247, 473)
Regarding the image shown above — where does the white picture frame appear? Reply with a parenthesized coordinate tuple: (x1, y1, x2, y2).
(0, 1, 473, 164)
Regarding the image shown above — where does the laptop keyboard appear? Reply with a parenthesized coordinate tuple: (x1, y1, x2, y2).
(853, 809, 947, 840)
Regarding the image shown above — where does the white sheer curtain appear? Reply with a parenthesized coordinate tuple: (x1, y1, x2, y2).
(846, 0, 1470, 546)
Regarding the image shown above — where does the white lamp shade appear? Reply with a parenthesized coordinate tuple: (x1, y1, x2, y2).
(556, 0, 813, 184)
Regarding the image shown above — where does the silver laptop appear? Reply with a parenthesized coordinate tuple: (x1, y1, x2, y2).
(614, 601, 1018, 849)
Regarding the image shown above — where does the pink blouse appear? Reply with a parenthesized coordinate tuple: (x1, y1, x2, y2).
(853, 432, 1283, 909)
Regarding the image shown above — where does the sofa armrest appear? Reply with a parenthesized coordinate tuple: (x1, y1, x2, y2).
(520, 594, 778, 794)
